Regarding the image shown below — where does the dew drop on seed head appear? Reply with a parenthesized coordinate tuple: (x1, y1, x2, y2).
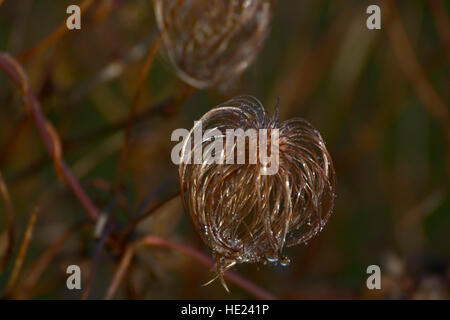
(280, 257, 291, 266)
(265, 256, 278, 264)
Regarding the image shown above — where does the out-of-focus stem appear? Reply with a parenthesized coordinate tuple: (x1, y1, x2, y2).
(0, 170, 15, 274)
(105, 235, 277, 300)
(17, 0, 95, 62)
(114, 32, 162, 188)
(0, 53, 100, 221)
(382, 0, 450, 177)
(4, 207, 40, 296)
(14, 222, 89, 299)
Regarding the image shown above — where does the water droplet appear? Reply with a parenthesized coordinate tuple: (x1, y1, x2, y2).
(280, 257, 291, 266)
(266, 257, 277, 263)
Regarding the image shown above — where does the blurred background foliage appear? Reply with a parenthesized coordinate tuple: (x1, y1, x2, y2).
(0, 0, 449, 299)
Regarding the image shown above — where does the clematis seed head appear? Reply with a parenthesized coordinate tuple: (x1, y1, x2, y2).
(179, 95, 336, 290)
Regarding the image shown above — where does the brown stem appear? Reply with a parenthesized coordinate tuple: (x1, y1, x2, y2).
(14, 222, 89, 299)
(105, 243, 136, 300)
(4, 207, 40, 297)
(427, 0, 450, 62)
(17, 0, 96, 62)
(382, 0, 450, 178)
(6, 98, 175, 187)
(105, 235, 277, 300)
(0, 170, 15, 274)
(0, 53, 100, 221)
(114, 33, 162, 188)
(120, 192, 180, 236)
(114, 0, 188, 188)
(82, 221, 113, 300)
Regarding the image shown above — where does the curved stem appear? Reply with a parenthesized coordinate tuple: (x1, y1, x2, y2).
(0, 53, 100, 221)
(0, 170, 15, 274)
(105, 235, 277, 300)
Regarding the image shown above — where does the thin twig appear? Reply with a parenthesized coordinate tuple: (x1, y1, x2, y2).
(6, 98, 175, 186)
(269, 8, 353, 119)
(120, 192, 180, 236)
(383, 0, 449, 124)
(0, 170, 15, 274)
(0, 53, 100, 221)
(82, 221, 114, 300)
(105, 235, 277, 300)
(82, 196, 119, 300)
(427, 0, 450, 62)
(65, 33, 157, 106)
(4, 207, 40, 297)
(105, 242, 136, 300)
(114, 32, 162, 187)
(114, 0, 187, 188)
(17, 0, 96, 62)
(15, 222, 89, 299)
(382, 0, 450, 177)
